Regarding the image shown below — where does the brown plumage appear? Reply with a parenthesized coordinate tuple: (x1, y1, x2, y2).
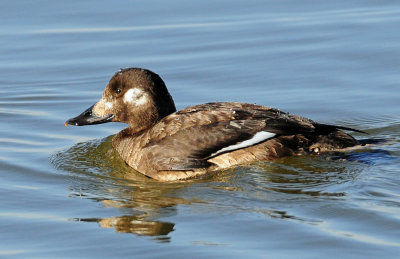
(66, 68, 364, 181)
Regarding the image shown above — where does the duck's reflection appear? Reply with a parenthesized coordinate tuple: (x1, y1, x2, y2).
(53, 136, 190, 239)
(68, 176, 189, 240)
(72, 173, 197, 239)
(76, 214, 174, 241)
(99, 215, 174, 237)
(71, 184, 184, 240)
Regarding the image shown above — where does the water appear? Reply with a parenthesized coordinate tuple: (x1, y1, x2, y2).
(1, 0, 400, 258)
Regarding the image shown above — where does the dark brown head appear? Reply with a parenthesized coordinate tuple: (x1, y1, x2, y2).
(65, 68, 176, 132)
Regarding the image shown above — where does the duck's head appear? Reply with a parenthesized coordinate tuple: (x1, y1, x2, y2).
(65, 68, 176, 131)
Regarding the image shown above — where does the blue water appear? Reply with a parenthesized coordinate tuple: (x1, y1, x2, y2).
(1, 1, 400, 258)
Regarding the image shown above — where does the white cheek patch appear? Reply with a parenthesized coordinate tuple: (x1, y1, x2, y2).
(124, 88, 148, 106)
(210, 131, 276, 157)
(135, 94, 147, 106)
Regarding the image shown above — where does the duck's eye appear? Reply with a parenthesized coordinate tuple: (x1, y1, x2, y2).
(115, 89, 122, 94)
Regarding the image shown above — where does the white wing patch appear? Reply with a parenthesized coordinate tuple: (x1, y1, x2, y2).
(210, 131, 276, 157)
(124, 88, 147, 106)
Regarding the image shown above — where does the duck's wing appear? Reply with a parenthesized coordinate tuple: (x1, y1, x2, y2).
(141, 103, 363, 171)
(143, 119, 274, 170)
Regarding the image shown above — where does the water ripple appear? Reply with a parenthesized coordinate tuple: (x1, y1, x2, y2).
(27, 6, 400, 35)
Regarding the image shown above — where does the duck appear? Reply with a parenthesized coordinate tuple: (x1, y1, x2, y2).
(65, 67, 366, 181)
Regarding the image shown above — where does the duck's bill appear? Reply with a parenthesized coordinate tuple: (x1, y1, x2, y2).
(65, 104, 114, 126)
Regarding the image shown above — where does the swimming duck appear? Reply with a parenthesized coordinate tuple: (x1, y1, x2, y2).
(66, 68, 365, 181)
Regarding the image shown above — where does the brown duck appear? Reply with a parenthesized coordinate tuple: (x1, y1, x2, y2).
(66, 68, 365, 181)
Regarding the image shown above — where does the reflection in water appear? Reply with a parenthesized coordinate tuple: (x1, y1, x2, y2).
(51, 135, 386, 240)
(52, 136, 194, 240)
(75, 216, 175, 242)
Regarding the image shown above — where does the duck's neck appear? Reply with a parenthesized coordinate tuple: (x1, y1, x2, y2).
(113, 124, 151, 144)
(111, 126, 147, 163)
(112, 102, 176, 150)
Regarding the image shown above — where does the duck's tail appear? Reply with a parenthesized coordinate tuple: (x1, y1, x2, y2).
(358, 138, 390, 146)
(316, 123, 368, 135)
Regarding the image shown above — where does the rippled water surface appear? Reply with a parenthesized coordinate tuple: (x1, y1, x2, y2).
(1, 0, 400, 258)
